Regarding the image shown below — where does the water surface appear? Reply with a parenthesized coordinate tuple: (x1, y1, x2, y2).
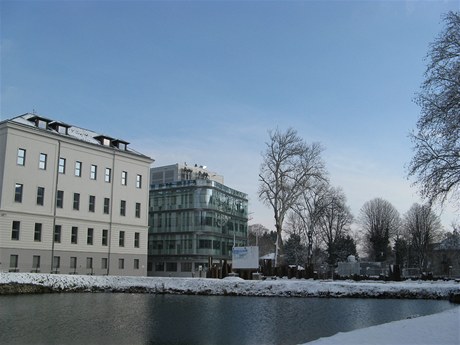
(0, 293, 454, 345)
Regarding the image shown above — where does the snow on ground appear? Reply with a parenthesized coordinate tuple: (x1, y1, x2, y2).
(303, 306, 460, 345)
(0, 273, 459, 299)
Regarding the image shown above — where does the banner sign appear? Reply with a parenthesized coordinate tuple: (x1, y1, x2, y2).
(232, 246, 259, 269)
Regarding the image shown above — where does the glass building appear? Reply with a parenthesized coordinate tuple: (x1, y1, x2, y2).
(148, 164, 248, 277)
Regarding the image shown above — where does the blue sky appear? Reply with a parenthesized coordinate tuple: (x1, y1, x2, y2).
(1, 0, 458, 231)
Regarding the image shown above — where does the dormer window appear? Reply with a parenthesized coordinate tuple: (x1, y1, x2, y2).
(28, 116, 52, 130)
(37, 119, 48, 129)
(113, 139, 129, 151)
(49, 121, 70, 135)
(94, 135, 114, 147)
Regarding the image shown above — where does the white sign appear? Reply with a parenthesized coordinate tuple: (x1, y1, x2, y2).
(232, 246, 259, 269)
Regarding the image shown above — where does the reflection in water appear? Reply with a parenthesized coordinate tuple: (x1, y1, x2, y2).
(0, 293, 454, 345)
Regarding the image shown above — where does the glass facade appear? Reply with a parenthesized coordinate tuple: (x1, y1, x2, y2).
(148, 178, 248, 277)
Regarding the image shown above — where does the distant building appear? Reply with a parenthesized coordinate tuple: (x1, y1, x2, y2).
(148, 163, 248, 277)
(0, 113, 153, 276)
(429, 231, 460, 278)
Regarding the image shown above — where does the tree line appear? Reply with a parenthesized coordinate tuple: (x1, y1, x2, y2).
(256, 11, 460, 275)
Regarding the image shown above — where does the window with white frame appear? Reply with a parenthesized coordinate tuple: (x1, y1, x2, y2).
(59, 157, 66, 174)
(14, 183, 23, 203)
(75, 161, 82, 177)
(90, 165, 97, 180)
(17, 148, 26, 166)
(121, 171, 127, 185)
(39, 153, 47, 170)
(105, 168, 111, 183)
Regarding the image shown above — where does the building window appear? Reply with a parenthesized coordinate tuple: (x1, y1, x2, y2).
(121, 171, 127, 186)
(11, 221, 20, 240)
(86, 257, 93, 270)
(181, 262, 192, 272)
(87, 228, 94, 245)
(135, 202, 141, 218)
(89, 195, 96, 212)
(10, 255, 18, 270)
(70, 257, 77, 270)
(101, 258, 108, 270)
(14, 183, 23, 203)
(166, 262, 177, 272)
(39, 153, 47, 170)
(199, 239, 212, 249)
(73, 193, 80, 210)
(54, 225, 61, 243)
(134, 259, 140, 270)
(17, 148, 26, 166)
(71, 226, 78, 244)
(119, 231, 125, 247)
(102, 229, 108, 246)
(103, 198, 110, 214)
(136, 174, 142, 188)
(37, 119, 47, 129)
(34, 223, 42, 242)
(36, 187, 45, 206)
(119, 258, 124, 270)
(134, 232, 140, 248)
(56, 190, 64, 208)
(53, 256, 60, 271)
(75, 161, 82, 177)
(90, 164, 97, 180)
(120, 200, 126, 216)
(59, 157, 66, 174)
(105, 168, 111, 183)
(155, 262, 165, 272)
(32, 255, 40, 271)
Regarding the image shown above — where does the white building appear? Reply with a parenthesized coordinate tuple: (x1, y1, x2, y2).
(0, 113, 153, 276)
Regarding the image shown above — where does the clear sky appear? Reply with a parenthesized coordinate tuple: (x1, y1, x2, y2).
(1, 0, 458, 231)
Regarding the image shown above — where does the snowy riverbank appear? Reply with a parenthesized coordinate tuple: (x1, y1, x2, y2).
(0, 273, 459, 300)
(303, 306, 460, 345)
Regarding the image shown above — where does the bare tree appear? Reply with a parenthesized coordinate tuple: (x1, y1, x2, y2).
(359, 198, 401, 262)
(408, 11, 460, 206)
(402, 203, 442, 272)
(259, 127, 326, 266)
(291, 181, 330, 269)
(316, 187, 354, 264)
(248, 224, 276, 257)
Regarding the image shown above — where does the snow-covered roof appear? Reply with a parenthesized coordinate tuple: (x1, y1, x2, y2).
(260, 253, 275, 260)
(7, 113, 151, 159)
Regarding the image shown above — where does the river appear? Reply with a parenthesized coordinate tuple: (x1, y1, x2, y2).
(0, 293, 454, 345)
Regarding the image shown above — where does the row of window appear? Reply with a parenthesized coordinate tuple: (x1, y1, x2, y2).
(17, 148, 143, 188)
(151, 261, 203, 272)
(9, 254, 140, 272)
(10, 221, 141, 248)
(13, 183, 142, 218)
